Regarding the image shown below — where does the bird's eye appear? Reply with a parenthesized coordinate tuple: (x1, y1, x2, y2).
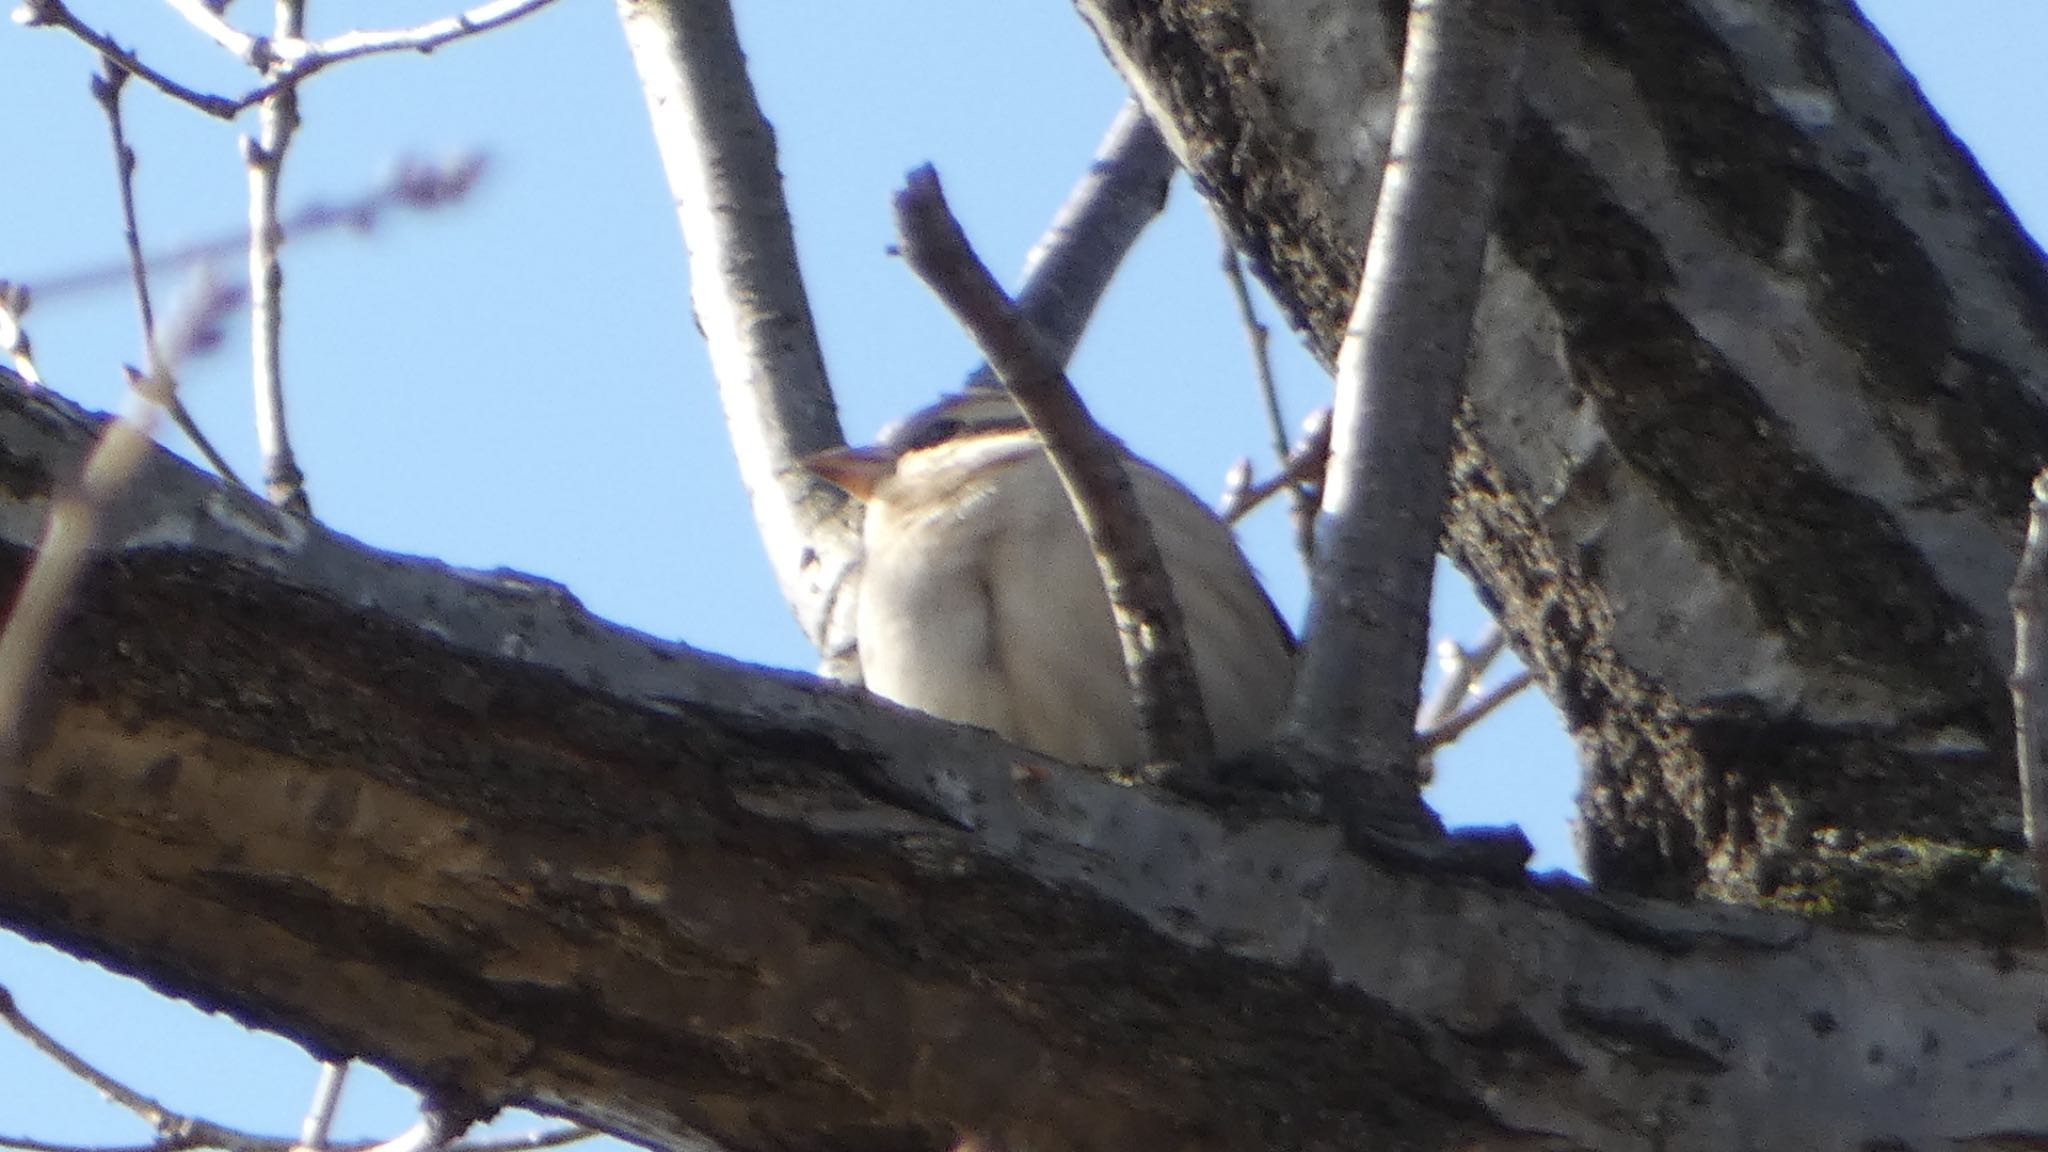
(901, 417, 965, 451)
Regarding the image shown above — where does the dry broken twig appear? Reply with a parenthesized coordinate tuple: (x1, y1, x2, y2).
(893, 164, 1213, 766)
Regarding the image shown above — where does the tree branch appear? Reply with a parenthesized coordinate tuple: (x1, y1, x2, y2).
(613, 0, 862, 674)
(1280, 0, 1527, 785)
(961, 99, 1175, 390)
(893, 165, 1214, 766)
(0, 373, 2043, 1150)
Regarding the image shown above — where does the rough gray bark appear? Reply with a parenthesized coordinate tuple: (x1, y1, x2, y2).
(1078, 0, 2048, 921)
(5, 373, 2048, 1151)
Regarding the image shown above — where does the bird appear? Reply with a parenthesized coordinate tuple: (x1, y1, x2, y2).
(804, 388, 1294, 767)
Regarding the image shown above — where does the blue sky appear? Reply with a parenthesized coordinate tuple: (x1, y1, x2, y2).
(0, 0, 2042, 1144)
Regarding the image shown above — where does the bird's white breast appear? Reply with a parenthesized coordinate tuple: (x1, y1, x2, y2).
(856, 433, 1293, 766)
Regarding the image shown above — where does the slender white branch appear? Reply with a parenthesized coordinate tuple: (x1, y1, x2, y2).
(162, 0, 266, 64)
(277, 0, 561, 70)
(242, 0, 311, 514)
(614, 0, 861, 668)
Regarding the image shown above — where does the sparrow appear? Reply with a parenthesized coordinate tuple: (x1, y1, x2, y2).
(805, 389, 1294, 767)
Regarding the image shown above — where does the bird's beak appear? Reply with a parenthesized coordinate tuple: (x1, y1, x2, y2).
(801, 444, 896, 501)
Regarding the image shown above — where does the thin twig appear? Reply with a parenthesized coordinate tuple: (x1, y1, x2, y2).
(261, 0, 563, 83)
(963, 99, 1174, 389)
(893, 164, 1213, 766)
(1212, 224, 1322, 561)
(300, 1063, 350, 1150)
(0, 984, 179, 1127)
(1219, 240, 1289, 469)
(1416, 622, 1506, 734)
(1417, 668, 1533, 751)
(2012, 468, 2048, 935)
(11, 0, 241, 118)
(91, 58, 252, 493)
(243, 0, 311, 515)
(1, 984, 592, 1152)
(1281, 0, 1527, 783)
(1219, 406, 1330, 526)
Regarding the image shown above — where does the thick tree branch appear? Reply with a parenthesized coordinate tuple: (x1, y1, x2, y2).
(0, 372, 2046, 1151)
(1079, 0, 2048, 916)
(894, 166, 1213, 766)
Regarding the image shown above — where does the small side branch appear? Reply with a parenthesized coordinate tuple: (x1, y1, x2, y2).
(1280, 0, 1527, 784)
(893, 165, 1212, 766)
(2012, 469, 2048, 932)
(91, 59, 251, 493)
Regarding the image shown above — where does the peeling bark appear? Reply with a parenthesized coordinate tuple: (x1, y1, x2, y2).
(1076, 0, 2048, 917)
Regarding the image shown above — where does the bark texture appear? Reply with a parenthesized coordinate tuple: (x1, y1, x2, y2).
(4, 377, 2048, 1151)
(1076, 0, 2048, 917)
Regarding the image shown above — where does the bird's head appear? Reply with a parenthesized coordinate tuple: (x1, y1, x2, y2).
(803, 388, 1033, 501)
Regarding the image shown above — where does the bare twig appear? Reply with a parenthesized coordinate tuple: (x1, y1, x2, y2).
(300, 1062, 350, 1150)
(1218, 406, 1330, 526)
(11, 0, 241, 118)
(2012, 468, 2048, 933)
(24, 155, 490, 301)
(615, 0, 861, 675)
(1, 983, 592, 1152)
(259, 0, 562, 87)
(23, 0, 560, 120)
(1213, 225, 1321, 560)
(91, 58, 252, 493)
(0, 278, 240, 772)
(963, 99, 1175, 390)
(242, 0, 310, 515)
(894, 164, 1212, 766)
(1281, 0, 1527, 784)
(1417, 622, 1507, 734)
(1417, 667, 1533, 752)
